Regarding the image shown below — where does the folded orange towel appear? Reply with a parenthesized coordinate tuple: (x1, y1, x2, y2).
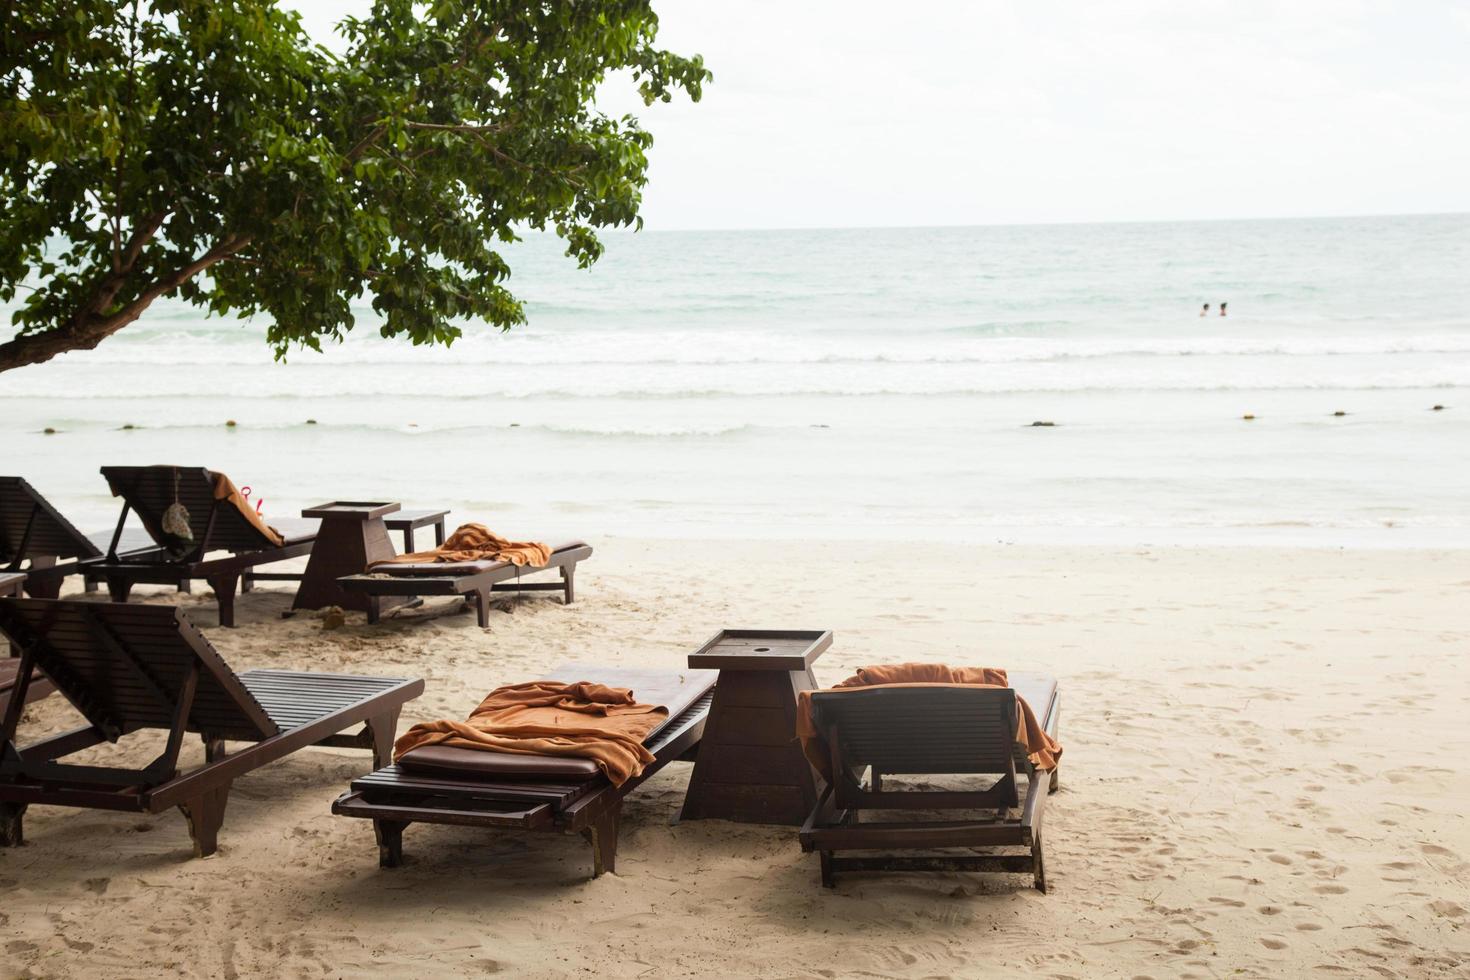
(393, 680, 668, 786)
(794, 662, 1063, 780)
(372, 522, 550, 568)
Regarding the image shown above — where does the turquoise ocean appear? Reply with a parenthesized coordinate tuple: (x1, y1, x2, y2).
(4, 212, 1469, 545)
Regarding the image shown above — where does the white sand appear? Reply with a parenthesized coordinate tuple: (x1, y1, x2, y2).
(4, 539, 1469, 978)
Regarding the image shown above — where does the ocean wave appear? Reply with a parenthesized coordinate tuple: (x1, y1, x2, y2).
(17, 331, 1470, 369)
(7, 381, 1465, 403)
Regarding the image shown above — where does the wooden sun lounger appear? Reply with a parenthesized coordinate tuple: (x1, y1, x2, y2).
(0, 598, 423, 857)
(797, 672, 1061, 891)
(337, 541, 593, 627)
(0, 476, 173, 598)
(333, 665, 714, 877)
(86, 466, 320, 626)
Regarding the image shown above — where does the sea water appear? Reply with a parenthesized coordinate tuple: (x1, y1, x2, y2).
(4, 213, 1468, 545)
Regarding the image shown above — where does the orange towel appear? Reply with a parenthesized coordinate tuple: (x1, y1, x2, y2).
(393, 680, 668, 786)
(795, 662, 1063, 780)
(372, 522, 550, 568)
(211, 472, 285, 547)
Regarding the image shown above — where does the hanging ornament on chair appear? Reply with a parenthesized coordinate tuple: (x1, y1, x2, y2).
(160, 467, 194, 556)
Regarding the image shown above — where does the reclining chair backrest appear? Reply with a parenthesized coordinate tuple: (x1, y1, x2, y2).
(0, 598, 278, 744)
(811, 686, 1019, 776)
(0, 477, 101, 567)
(101, 465, 275, 556)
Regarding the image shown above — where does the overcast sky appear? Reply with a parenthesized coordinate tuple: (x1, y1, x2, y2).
(288, 1, 1470, 230)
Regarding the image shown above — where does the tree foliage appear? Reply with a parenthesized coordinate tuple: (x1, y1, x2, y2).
(0, 0, 707, 371)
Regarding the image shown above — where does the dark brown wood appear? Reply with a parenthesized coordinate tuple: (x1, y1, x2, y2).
(795, 682, 1060, 892)
(384, 508, 449, 553)
(89, 466, 319, 627)
(0, 597, 422, 857)
(340, 542, 593, 624)
(679, 629, 828, 826)
(291, 503, 401, 614)
(301, 501, 402, 521)
(687, 629, 833, 671)
(333, 669, 713, 878)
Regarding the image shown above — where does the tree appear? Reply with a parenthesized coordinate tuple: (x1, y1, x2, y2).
(0, 0, 707, 372)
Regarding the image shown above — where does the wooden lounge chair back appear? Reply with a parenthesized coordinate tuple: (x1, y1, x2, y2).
(810, 686, 1021, 809)
(811, 686, 1019, 774)
(0, 477, 101, 566)
(100, 465, 275, 556)
(0, 598, 278, 744)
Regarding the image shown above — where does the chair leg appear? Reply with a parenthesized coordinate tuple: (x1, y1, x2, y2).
(365, 709, 401, 769)
(819, 850, 836, 888)
(561, 566, 576, 605)
(178, 577, 193, 594)
(366, 597, 381, 626)
(106, 577, 133, 603)
(179, 782, 232, 858)
(203, 736, 228, 763)
(473, 589, 490, 628)
(1033, 831, 1048, 893)
(375, 819, 407, 868)
(239, 573, 253, 594)
(207, 574, 239, 627)
(24, 577, 61, 599)
(0, 802, 26, 846)
(582, 805, 622, 877)
(83, 577, 99, 594)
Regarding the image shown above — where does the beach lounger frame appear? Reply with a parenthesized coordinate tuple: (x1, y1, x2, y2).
(87, 466, 318, 627)
(336, 542, 593, 627)
(0, 574, 56, 715)
(332, 667, 712, 877)
(798, 680, 1061, 891)
(0, 598, 422, 857)
(0, 475, 171, 598)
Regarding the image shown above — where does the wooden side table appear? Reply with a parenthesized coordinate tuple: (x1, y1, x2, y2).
(680, 629, 832, 826)
(385, 509, 449, 554)
(291, 502, 405, 614)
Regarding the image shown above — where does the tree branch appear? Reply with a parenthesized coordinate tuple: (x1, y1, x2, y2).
(0, 233, 250, 372)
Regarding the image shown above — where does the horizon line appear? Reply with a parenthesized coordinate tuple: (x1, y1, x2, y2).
(628, 207, 1470, 235)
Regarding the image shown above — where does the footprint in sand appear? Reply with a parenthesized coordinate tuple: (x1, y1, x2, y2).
(1429, 900, 1466, 919)
(1314, 884, 1349, 895)
(1260, 937, 1289, 950)
(1268, 854, 1293, 865)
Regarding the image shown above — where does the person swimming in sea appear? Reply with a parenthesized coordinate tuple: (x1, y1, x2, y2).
(1220, 301, 1228, 317)
(1200, 303, 1210, 317)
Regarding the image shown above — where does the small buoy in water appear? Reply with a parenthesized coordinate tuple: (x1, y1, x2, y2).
(1332, 411, 1346, 417)
(1432, 405, 1446, 411)
(305, 418, 317, 425)
(121, 423, 136, 430)
(810, 423, 830, 429)
(508, 423, 519, 428)
(1030, 421, 1056, 427)
(225, 419, 237, 427)
(320, 606, 346, 630)
(43, 427, 56, 434)
(1242, 414, 1255, 421)
(407, 422, 418, 428)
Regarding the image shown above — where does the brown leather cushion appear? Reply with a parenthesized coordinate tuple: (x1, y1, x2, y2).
(399, 745, 602, 779)
(378, 541, 587, 576)
(397, 665, 715, 781)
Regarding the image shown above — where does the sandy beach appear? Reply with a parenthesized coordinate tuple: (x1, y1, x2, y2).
(3, 538, 1467, 978)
